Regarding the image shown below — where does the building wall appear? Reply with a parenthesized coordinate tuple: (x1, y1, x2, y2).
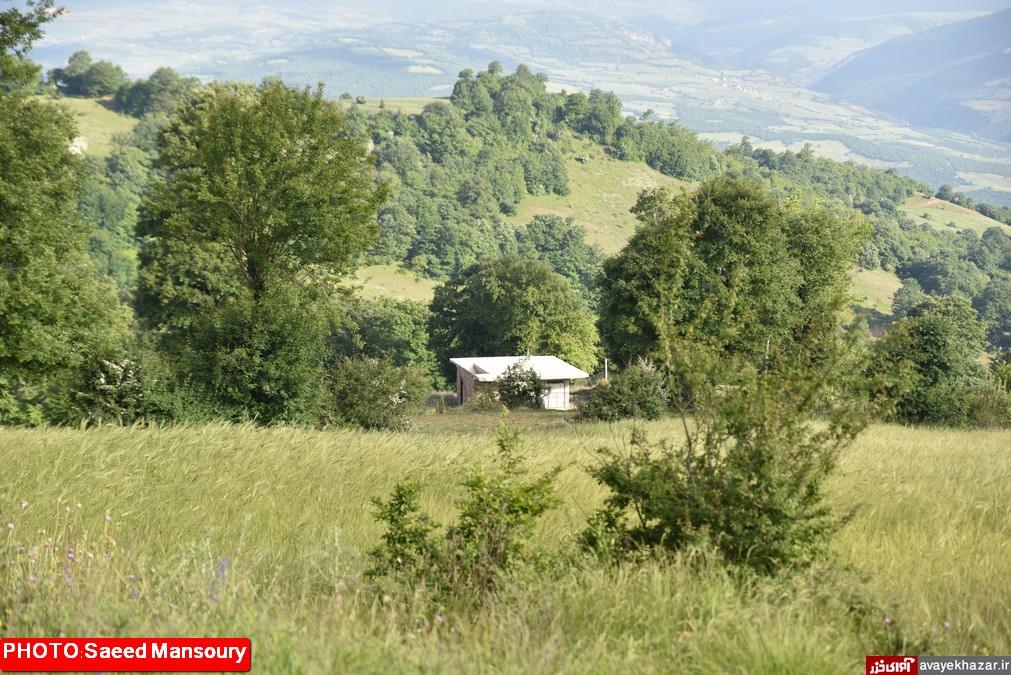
(542, 380, 569, 410)
(457, 369, 572, 410)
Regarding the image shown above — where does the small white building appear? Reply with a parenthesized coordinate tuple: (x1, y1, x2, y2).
(450, 355, 589, 411)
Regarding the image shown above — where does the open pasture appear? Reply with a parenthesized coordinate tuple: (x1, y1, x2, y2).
(2, 417, 1009, 672)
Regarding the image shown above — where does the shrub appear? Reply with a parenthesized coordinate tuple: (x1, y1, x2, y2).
(583, 198, 900, 573)
(323, 356, 430, 431)
(497, 360, 548, 409)
(965, 375, 1011, 428)
(367, 425, 559, 603)
(577, 359, 667, 421)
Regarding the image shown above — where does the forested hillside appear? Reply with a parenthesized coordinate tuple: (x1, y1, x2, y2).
(5, 23, 1011, 429)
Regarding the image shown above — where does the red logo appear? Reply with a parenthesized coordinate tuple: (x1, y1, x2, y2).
(866, 655, 919, 674)
(0, 638, 250, 672)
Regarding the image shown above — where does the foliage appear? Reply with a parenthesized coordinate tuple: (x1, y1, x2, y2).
(134, 79, 388, 422)
(496, 360, 548, 409)
(178, 283, 335, 425)
(322, 356, 430, 431)
(114, 66, 199, 117)
(585, 175, 899, 573)
(49, 50, 127, 97)
(0, 0, 59, 83)
(139, 79, 387, 306)
(367, 425, 559, 602)
(329, 296, 441, 387)
(515, 214, 601, 310)
(874, 294, 998, 426)
(577, 359, 668, 422)
(586, 296, 892, 574)
(429, 254, 599, 379)
(0, 74, 131, 423)
(597, 177, 868, 368)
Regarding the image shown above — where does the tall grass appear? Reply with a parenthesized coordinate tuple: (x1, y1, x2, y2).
(2, 419, 1009, 672)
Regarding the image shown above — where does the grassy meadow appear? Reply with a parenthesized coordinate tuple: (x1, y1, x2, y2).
(42, 96, 138, 158)
(3, 415, 1010, 672)
(900, 194, 1010, 236)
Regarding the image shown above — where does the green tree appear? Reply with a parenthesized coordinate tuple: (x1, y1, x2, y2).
(875, 294, 989, 425)
(583, 202, 892, 572)
(114, 66, 198, 117)
(48, 48, 91, 95)
(139, 80, 387, 309)
(330, 296, 441, 386)
(1, 3, 129, 423)
(597, 178, 867, 367)
(429, 254, 599, 379)
(0, 0, 58, 85)
(78, 59, 126, 97)
(137, 80, 387, 422)
(516, 214, 601, 310)
(976, 276, 1011, 350)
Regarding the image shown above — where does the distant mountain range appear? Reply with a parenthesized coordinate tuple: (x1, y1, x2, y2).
(32, 1, 1011, 204)
(813, 8, 1011, 142)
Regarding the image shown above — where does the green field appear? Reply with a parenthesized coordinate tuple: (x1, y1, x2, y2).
(348, 97, 444, 116)
(3, 417, 1009, 672)
(900, 194, 1010, 236)
(850, 267, 904, 317)
(506, 139, 681, 254)
(353, 263, 440, 303)
(43, 96, 138, 158)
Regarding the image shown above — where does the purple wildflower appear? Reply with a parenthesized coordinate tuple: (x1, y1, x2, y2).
(884, 618, 892, 626)
(6, 522, 13, 530)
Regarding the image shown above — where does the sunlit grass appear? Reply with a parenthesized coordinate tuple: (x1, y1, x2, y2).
(2, 418, 1009, 671)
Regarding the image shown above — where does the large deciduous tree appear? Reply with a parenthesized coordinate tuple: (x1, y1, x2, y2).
(429, 254, 599, 379)
(139, 80, 387, 313)
(597, 177, 868, 367)
(1, 1, 129, 423)
(136, 79, 387, 423)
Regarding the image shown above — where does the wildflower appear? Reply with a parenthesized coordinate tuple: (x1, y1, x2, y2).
(435, 615, 444, 624)
(65, 507, 70, 513)
(6, 522, 12, 530)
(8, 560, 13, 566)
(18, 546, 25, 553)
(105, 515, 112, 522)
(43, 541, 50, 548)
(76, 503, 81, 509)
(20, 501, 28, 509)
(103, 553, 109, 559)
(28, 575, 35, 583)
(128, 574, 136, 581)
(68, 553, 75, 560)
(943, 621, 951, 629)
(884, 618, 892, 626)
(211, 595, 220, 603)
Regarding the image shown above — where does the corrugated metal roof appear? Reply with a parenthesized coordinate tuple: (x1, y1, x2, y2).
(450, 356, 589, 382)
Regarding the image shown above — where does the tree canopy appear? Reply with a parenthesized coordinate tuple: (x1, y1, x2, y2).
(597, 177, 869, 367)
(137, 79, 388, 322)
(135, 79, 388, 423)
(429, 254, 599, 378)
